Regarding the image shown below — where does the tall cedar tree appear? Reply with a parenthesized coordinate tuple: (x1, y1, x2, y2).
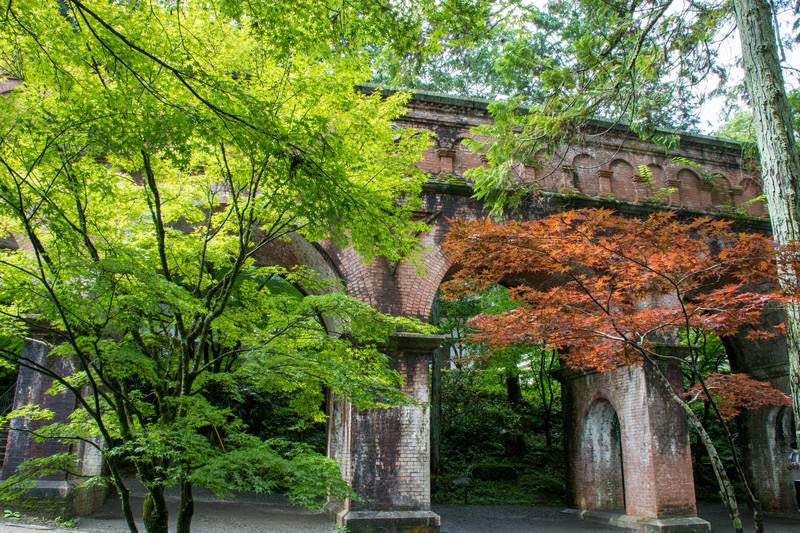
(444, 208, 791, 533)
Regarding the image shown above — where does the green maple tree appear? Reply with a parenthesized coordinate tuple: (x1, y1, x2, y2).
(0, 1, 448, 531)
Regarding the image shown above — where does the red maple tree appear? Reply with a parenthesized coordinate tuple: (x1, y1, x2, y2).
(443, 208, 790, 533)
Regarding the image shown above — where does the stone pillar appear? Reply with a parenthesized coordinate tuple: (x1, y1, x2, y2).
(740, 405, 795, 512)
(332, 333, 442, 533)
(1, 340, 107, 515)
(558, 360, 710, 532)
(724, 322, 794, 512)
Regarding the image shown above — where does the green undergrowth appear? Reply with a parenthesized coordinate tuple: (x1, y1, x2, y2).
(1, 507, 79, 529)
(432, 431, 566, 506)
(433, 467, 565, 506)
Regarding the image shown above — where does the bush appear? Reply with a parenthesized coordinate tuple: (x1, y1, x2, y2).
(470, 463, 517, 481)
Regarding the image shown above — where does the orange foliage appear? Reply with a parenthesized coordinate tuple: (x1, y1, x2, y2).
(443, 208, 782, 374)
(685, 373, 791, 421)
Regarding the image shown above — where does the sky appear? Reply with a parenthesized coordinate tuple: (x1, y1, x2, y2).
(697, 4, 800, 134)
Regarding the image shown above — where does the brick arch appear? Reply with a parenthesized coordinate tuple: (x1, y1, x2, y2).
(251, 232, 342, 285)
(640, 163, 672, 205)
(451, 137, 485, 177)
(646, 163, 666, 184)
(581, 398, 626, 512)
(773, 406, 798, 509)
(562, 362, 700, 524)
(420, 135, 446, 175)
(675, 168, 703, 209)
(422, 136, 484, 179)
(739, 174, 765, 216)
(571, 153, 598, 195)
(315, 236, 454, 320)
(776, 406, 795, 448)
(250, 232, 345, 332)
(708, 174, 733, 210)
(396, 243, 453, 320)
(609, 158, 635, 199)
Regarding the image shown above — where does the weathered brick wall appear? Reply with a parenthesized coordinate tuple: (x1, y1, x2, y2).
(331, 333, 441, 533)
(739, 406, 795, 511)
(561, 361, 698, 521)
(257, 92, 764, 325)
(1, 341, 106, 515)
(2, 342, 74, 481)
(399, 92, 764, 218)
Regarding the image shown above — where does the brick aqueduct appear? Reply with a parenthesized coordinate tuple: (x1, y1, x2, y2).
(1, 91, 794, 532)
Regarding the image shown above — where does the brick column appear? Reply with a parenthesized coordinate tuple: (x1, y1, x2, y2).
(723, 323, 794, 512)
(1, 340, 107, 515)
(558, 359, 710, 532)
(333, 333, 442, 533)
(739, 405, 794, 512)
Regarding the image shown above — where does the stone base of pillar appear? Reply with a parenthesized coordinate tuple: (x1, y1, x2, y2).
(566, 509, 711, 532)
(337, 509, 441, 533)
(8, 479, 108, 516)
(70, 482, 110, 516)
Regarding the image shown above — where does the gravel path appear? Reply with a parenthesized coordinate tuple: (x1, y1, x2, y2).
(0, 487, 797, 532)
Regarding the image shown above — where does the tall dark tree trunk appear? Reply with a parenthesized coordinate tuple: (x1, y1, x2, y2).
(505, 374, 522, 404)
(538, 349, 558, 449)
(177, 480, 194, 533)
(732, 0, 800, 448)
(106, 458, 138, 533)
(504, 373, 526, 457)
(142, 486, 169, 533)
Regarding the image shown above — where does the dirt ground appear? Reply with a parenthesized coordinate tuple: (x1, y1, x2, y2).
(0, 485, 798, 532)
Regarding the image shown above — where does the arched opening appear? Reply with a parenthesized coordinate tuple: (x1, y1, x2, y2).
(775, 406, 795, 450)
(676, 168, 700, 209)
(583, 399, 625, 512)
(571, 153, 597, 195)
(708, 174, 734, 211)
(214, 273, 330, 451)
(427, 279, 565, 504)
(776, 407, 798, 510)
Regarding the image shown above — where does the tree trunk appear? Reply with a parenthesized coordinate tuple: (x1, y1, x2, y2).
(504, 373, 526, 457)
(106, 458, 138, 533)
(177, 480, 194, 533)
(695, 372, 765, 533)
(732, 0, 800, 445)
(142, 486, 169, 533)
(539, 349, 557, 449)
(505, 374, 522, 404)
